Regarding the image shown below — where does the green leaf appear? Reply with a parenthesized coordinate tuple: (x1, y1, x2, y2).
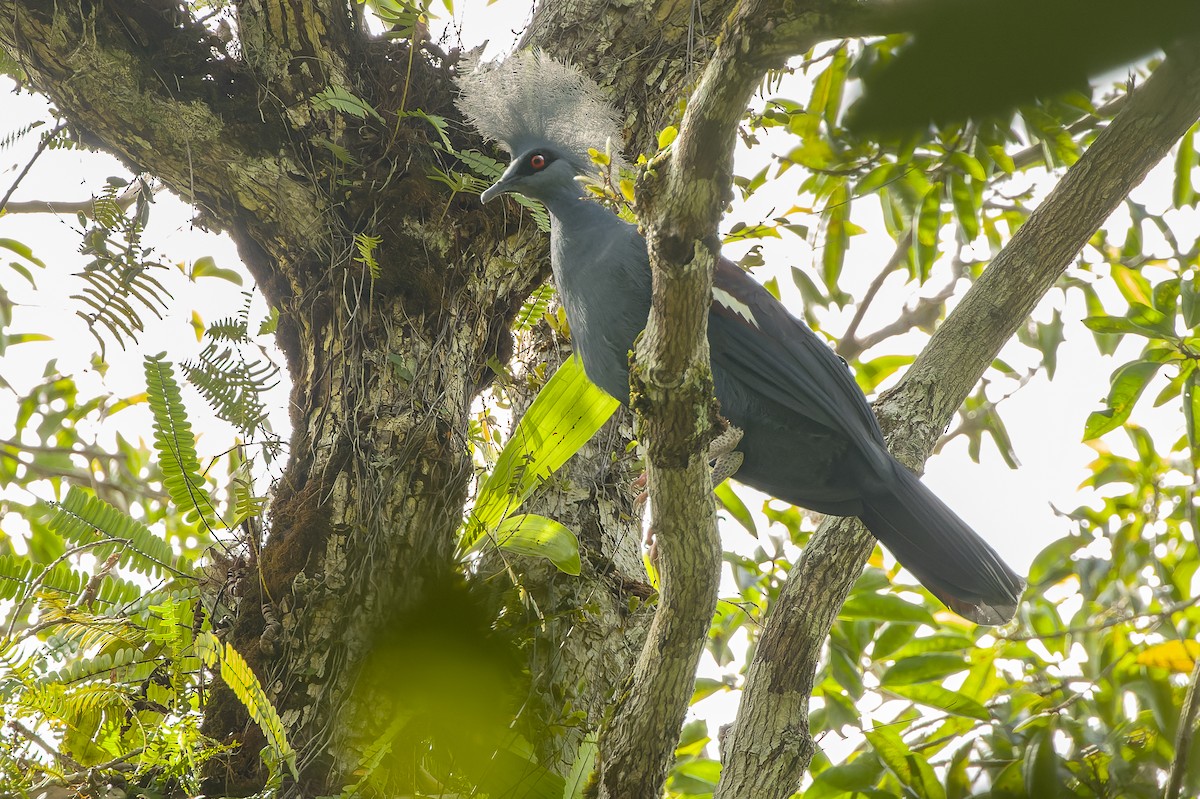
(807, 754, 884, 799)
(1026, 535, 1087, 586)
(1153, 278, 1180, 316)
(1110, 263, 1153, 307)
(310, 85, 385, 124)
(492, 514, 581, 575)
(462, 357, 619, 550)
(949, 171, 979, 241)
(1187, 370, 1200, 458)
(913, 182, 942, 281)
(1126, 302, 1175, 338)
(880, 653, 968, 686)
(949, 152, 987, 181)
(865, 726, 946, 799)
(714, 481, 756, 535)
(144, 354, 221, 529)
(856, 162, 902, 196)
(197, 632, 298, 780)
(189, 255, 243, 285)
(1083, 359, 1163, 440)
(0, 237, 46, 268)
(886, 683, 990, 721)
(856, 354, 915, 393)
(1023, 728, 1060, 799)
(657, 125, 678, 150)
(1174, 122, 1198, 209)
(839, 592, 935, 625)
(1183, 275, 1200, 329)
(822, 181, 851, 296)
(563, 734, 597, 799)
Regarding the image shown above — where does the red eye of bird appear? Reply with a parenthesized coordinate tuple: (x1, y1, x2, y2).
(530, 153, 546, 169)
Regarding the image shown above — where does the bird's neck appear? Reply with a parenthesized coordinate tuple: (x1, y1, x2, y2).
(538, 179, 626, 232)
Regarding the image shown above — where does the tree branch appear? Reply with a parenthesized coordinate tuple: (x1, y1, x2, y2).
(716, 40, 1200, 799)
(594, 2, 929, 794)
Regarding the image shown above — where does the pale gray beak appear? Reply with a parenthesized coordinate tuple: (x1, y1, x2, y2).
(480, 178, 511, 204)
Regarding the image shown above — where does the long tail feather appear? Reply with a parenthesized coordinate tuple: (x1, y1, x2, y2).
(857, 459, 1025, 625)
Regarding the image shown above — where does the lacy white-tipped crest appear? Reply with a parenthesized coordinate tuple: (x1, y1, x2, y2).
(456, 50, 623, 171)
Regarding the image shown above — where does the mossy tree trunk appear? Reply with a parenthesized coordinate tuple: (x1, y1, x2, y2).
(0, 0, 737, 794)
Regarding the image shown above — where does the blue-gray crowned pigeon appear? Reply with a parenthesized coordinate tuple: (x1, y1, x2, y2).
(458, 51, 1025, 624)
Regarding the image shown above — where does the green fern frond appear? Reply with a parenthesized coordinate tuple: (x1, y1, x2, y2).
(144, 596, 196, 660)
(453, 148, 505, 180)
(40, 647, 142, 686)
(196, 632, 298, 780)
(228, 477, 267, 527)
(514, 283, 556, 333)
(0, 553, 143, 609)
(354, 232, 383, 279)
(180, 345, 276, 438)
(48, 485, 193, 578)
(205, 317, 250, 342)
(144, 354, 221, 530)
(181, 296, 279, 439)
(73, 180, 171, 356)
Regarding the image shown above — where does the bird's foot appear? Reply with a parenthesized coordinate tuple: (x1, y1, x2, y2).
(709, 424, 744, 487)
(631, 424, 744, 513)
(632, 471, 649, 513)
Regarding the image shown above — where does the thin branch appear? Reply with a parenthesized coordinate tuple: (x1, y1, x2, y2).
(838, 228, 913, 358)
(1164, 441, 1200, 799)
(8, 719, 84, 772)
(717, 40, 1200, 799)
(0, 120, 65, 213)
(2, 182, 150, 217)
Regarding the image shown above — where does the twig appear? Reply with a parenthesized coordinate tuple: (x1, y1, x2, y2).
(1164, 452, 1200, 799)
(0, 121, 67, 213)
(1, 181, 150, 217)
(8, 719, 84, 772)
(839, 228, 913, 358)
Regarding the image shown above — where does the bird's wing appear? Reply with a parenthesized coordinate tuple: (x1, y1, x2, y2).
(709, 258, 890, 464)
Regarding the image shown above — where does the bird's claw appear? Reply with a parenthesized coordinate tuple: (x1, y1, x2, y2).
(630, 424, 745, 515)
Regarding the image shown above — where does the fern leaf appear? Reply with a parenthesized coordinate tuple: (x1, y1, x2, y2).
(72, 182, 172, 356)
(514, 283, 555, 333)
(354, 232, 383, 279)
(144, 354, 221, 530)
(197, 632, 298, 780)
(48, 485, 192, 578)
(181, 297, 279, 439)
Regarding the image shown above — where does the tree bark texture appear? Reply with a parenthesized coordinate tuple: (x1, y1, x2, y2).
(0, 0, 741, 793)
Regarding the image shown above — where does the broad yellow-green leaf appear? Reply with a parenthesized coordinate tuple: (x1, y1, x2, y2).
(1136, 640, 1200, 672)
(865, 726, 946, 799)
(839, 591, 935, 625)
(492, 514, 581, 575)
(1084, 359, 1163, 440)
(880, 653, 968, 686)
(886, 683, 990, 721)
(462, 356, 618, 561)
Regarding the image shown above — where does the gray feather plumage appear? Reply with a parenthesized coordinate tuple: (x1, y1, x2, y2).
(456, 50, 624, 172)
(460, 52, 1025, 625)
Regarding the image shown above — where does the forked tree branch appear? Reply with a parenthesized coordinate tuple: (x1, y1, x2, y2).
(716, 41, 1200, 799)
(594, 1, 907, 795)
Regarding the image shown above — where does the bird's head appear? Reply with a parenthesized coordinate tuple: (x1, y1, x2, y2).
(481, 146, 579, 204)
(456, 50, 624, 204)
